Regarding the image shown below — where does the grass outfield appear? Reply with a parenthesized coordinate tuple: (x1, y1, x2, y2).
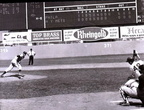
(0, 54, 143, 67)
(0, 68, 131, 99)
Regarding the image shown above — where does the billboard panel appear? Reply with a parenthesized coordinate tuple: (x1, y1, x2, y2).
(120, 25, 144, 40)
(2, 32, 31, 45)
(31, 30, 62, 42)
(63, 27, 119, 41)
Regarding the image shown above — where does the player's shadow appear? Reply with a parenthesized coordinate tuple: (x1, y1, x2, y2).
(118, 101, 143, 107)
(4, 74, 21, 79)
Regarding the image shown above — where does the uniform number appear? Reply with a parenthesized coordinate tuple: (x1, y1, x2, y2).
(133, 63, 140, 71)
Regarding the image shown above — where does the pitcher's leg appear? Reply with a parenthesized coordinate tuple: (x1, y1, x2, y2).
(1, 64, 13, 77)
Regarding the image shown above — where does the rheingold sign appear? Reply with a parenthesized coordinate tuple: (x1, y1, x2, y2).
(73, 27, 108, 40)
(63, 27, 119, 41)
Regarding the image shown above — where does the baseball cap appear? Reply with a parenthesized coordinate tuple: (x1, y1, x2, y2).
(23, 51, 27, 54)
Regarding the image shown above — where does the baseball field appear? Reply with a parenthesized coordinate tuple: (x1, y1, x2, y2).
(0, 54, 144, 110)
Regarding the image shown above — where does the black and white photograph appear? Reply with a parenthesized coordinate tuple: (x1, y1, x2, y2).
(1, 0, 144, 110)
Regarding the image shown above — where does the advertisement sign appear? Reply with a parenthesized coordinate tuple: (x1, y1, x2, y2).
(120, 25, 144, 40)
(63, 27, 119, 41)
(31, 30, 62, 42)
(2, 32, 31, 44)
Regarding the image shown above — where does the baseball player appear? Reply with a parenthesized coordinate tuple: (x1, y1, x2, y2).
(126, 57, 144, 80)
(126, 50, 144, 80)
(0, 51, 27, 79)
(119, 79, 139, 106)
(119, 50, 144, 105)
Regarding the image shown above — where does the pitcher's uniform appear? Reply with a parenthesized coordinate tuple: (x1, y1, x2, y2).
(1, 51, 27, 78)
(5, 54, 25, 72)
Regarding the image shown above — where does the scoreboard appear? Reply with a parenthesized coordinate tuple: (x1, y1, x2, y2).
(0, 0, 139, 30)
(27, 2, 44, 29)
(45, 0, 137, 28)
(0, 3, 26, 30)
(138, 0, 144, 23)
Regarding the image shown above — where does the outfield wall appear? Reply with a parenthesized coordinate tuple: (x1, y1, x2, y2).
(0, 40, 144, 60)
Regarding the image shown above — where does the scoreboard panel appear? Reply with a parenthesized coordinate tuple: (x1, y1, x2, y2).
(138, 0, 144, 23)
(0, 3, 26, 30)
(27, 2, 44, 29)
(45, 0, 137, 28)
(0, 0, 140, 30)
